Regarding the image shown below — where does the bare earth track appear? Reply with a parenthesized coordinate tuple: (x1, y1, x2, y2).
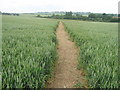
(47, 22, 87, 88)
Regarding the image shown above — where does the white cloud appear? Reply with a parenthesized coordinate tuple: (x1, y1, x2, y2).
(1, 0, 119, 13)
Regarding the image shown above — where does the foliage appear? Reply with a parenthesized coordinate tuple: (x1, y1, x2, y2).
(40, 12, 118, 22)
(36, 15, 41, 17)
(2, 13, 19, 16)
(64, 11, 73, 19)
(110, 18, 119, 22)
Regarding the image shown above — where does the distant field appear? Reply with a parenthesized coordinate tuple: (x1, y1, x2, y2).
(63, 20, 118, 88)
(2, 15, 58, 88)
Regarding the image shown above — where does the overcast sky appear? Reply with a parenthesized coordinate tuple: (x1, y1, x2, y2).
(1, 0, 119, 14)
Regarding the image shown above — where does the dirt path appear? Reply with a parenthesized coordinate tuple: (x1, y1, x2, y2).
(47, 22, 87, 88)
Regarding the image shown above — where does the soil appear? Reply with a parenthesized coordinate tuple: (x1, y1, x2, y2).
(46, 21, 87, 88)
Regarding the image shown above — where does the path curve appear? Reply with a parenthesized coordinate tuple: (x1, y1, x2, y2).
(47, 21, 87, 88)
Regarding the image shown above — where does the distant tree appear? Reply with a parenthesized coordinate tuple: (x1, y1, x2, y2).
(37, 15, 41, 17)
(118, 14, 120, 17)
(102, 13, 106, 15)
(2, 13, 11, 15)
(64, 11, 73, 19)
(102, 14, 112, 21)
(110, 17, 119, 22)
(16, 14, 19, 16)
(75, 13, 79, 17)
(51, 14, 55, 18)
(88, 13, 96, 18)
(52, 14, 55, 17)
(13, 13, 19, 16)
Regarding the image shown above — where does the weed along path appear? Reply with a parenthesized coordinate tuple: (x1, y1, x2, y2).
(47, 21, 87, 88)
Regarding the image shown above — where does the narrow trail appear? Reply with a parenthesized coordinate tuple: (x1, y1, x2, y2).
(47, 22, 87, 88)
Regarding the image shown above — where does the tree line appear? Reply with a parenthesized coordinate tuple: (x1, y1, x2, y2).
(37, 11, 119, 22)
(2, 13, 19, 16)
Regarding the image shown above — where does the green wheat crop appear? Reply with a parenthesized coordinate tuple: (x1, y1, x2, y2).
(63, 20, 118, 88)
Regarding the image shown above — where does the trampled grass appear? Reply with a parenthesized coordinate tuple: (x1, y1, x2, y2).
(2, 15, 58, 88)
(63, 20, 118, 88)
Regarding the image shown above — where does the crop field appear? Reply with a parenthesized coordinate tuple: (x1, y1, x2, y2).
(1, 15, 118, 88)
(63, 20, 118, 88)
(0, 15, 2, 89)
(2, 15, 58, 88)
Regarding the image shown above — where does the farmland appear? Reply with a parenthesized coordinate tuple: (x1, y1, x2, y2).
(0, 15, 1, 56)
(2, 15, 58, 88)
(1, 15, 118, 88)
(63, 20, 118, 88)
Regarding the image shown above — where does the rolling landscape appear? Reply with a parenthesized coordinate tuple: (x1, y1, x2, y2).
(1, 0, 119, 89)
